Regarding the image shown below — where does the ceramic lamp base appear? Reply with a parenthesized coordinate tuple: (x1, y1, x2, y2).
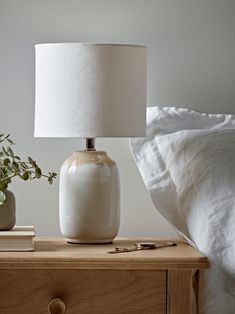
(59, 150, 120, 244)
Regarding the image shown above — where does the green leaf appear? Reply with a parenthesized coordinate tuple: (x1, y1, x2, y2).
(7, 138, 14, 145)
(2, 147, 9, 156)
(5, 166, 13, 175)
(12, 162, 20, 173)
(7, 147, 14, 157)
(22, 171, 29, 181)
(35, 167, 42, 178)
(26, 170, 32, 179)
(0, 181, 8, 190)
(28, 156, 34, 164)
(21, 162, 27, 170)
(28, 156, 35, 165)
(3, 158, 10, 166)
(0, 190, 6, 205)
(4, 134, 10, 140)
(5, 178, 11, 184)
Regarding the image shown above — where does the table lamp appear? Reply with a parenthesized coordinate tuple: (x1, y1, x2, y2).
(34, 43, 146, 243)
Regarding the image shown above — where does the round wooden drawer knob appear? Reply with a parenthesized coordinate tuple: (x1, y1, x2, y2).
(48, 298, 66, 314)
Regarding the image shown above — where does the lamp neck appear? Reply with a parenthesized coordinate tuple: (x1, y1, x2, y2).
(85, 138, 96, 151)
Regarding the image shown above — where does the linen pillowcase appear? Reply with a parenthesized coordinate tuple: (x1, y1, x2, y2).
(130, 107, 235, 242)
(130, 106, 235, 314)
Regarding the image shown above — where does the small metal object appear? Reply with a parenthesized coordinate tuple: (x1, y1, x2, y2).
(85, 138, 96, 151)
(108, 242, 177, 254)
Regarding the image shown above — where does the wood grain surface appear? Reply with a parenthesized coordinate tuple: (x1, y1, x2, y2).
(0, 237, 209, 270)
(0, 269, 166, 314)
(0, 238, 209, 314)
(167, 270, 193, 314)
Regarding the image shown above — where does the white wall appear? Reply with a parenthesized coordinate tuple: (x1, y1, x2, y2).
(0, 0, 234, 236)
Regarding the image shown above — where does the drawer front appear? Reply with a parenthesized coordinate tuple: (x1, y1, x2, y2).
(0, 269, 166, 314)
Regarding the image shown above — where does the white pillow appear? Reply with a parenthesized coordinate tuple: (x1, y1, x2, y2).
(130, 107, 235, 314)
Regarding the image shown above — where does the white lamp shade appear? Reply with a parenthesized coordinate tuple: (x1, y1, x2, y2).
(34, 43, 147, 138)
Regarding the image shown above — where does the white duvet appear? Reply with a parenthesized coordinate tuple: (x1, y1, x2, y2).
(130, 107, 235, 314)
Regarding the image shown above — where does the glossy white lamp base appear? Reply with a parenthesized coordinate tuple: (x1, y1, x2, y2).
(59, 150, 120, 244)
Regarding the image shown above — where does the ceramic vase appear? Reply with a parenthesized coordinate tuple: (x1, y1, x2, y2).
(0, 190, 16, 230)
(59, 151, 120, 244)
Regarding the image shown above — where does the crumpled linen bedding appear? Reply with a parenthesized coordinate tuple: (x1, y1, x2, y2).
(130, 106, 235, 314)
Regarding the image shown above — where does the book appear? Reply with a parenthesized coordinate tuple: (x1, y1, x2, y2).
(0, 226, 35, 251)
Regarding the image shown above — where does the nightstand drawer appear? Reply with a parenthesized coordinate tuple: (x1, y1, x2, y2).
(0, 269, 166, 314)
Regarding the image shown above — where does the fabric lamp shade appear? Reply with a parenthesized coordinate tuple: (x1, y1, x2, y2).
(34, 43, 147, 138)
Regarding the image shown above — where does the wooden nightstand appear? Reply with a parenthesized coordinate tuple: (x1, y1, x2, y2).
(0, 238, 209, 314)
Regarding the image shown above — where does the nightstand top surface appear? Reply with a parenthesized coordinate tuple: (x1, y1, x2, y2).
(0, 237, 209, 269)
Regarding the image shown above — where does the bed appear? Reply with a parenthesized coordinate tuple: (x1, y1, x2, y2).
(130, 106, 235, 314)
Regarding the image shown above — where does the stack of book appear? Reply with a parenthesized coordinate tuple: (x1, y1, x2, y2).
(0, 226, 35, 251)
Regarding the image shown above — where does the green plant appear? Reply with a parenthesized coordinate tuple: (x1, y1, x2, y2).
(0, 133, 57, 205)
